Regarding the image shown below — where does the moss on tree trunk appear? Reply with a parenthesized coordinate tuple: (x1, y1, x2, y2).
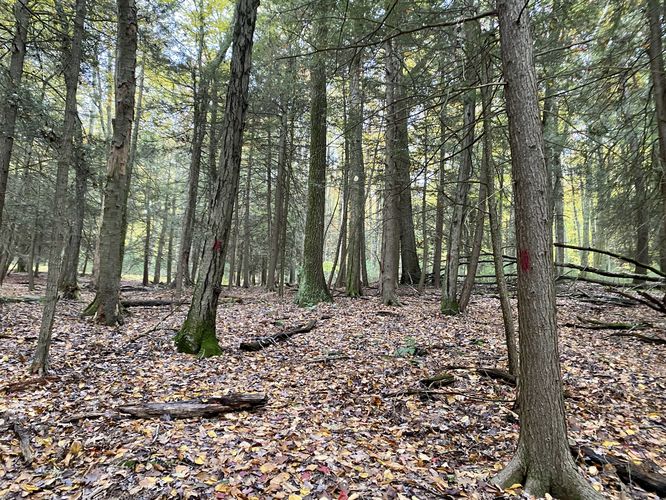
(175, 317, 222, 358)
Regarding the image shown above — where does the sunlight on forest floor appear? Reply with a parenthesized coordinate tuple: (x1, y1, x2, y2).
(0, 275, 664, 498)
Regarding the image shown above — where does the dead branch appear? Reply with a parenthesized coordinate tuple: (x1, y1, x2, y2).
(239, 320, 317, 351)
(476, 367, 517, 386)
(572, 445, 666, 496)
(419, 372, 455, 388)
(555, 243, 666, 278)
(0, 376, 58, 394)
(381, 388, 514, 403)
(557, 263, 664, 283)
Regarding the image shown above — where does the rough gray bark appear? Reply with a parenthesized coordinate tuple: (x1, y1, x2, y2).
(296, 2, 332, 307)
(153, 196, 168, 284)
(493, 1, 601, 497)
(346, 51, 365, 298)
(31, 0, 86, 375)
(381, 38, 402, 307)
(432, 99, 447, 289)
(82, 0, 138, 326)
(267, 112, 288, 291)
(647, 0, 666, 272)
(242, 135, 253, 288)
(166, 198, 175, 284)
(174, 0, 259, 357)
(0, 0, 29, 231)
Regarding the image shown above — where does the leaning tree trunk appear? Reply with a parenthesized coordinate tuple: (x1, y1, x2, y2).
(346, 51, 365, 297)
(296, 2, 332, 307)
(493, 1, 601, 497)
(174, 0, 259, 357)
(647, 0, 666, 272)
(381, 38, 403, 307)
(31, 0, 86, 375)
(82, 0, 138, 326)
(0, 0, 29, 231)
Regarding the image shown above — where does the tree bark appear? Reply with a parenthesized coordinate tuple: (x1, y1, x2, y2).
(381, 38, 402, 307)
(31, 0, 86, 375)
(493, 1, 601, 497)
(0, 0, 29, 231)
(153, 195, 168, 284)
(82, 0, 138, 326)
(296, 2, 332, 307)
(646, 0, 666, 272)
(174, 0, 259, 357)
(267, 113, 288, 291)
(142, 192, 152, 286)
(346, 51, 365, 297)
(442, 19, 478, 314)
(432, 98, 447, 289)
(242, 133, 253, 288)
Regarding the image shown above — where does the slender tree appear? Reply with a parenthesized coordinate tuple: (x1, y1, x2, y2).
(493, 1, 601, 497)
(175, 0, 259, 356)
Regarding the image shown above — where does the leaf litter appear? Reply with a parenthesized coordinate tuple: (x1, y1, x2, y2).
(0, 275, 664, 499)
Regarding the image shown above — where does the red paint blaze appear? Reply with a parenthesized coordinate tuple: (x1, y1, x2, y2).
(212, 239, 222, 253)
(519, 249, 530, 272)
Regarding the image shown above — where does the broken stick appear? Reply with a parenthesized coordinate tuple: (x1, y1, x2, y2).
(239, 320, 317, 351)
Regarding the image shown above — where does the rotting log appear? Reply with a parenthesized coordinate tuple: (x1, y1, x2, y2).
(0, 376, 58, 393)
(0, 296, 41, 304)
(572, 445, 666, 496)
(419, 372, 455, 388)
(239, 320, 317, 351)
(118, 393, 268, 419)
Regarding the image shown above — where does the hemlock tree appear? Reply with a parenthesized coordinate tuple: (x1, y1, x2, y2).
(82, 0, 138, 325)
(175, 0, 259, 357)
(492, 1, 601, 497)
(31, 0, 86, 375)
(296, 2, 332, 307)
(0, 0, 29, 233)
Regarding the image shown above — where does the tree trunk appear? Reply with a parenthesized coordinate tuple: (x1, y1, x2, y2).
(174, 0, 259, 357)
(346, 51, 365, 297)
(267, 113, 288, 291)
(142, 192, 152, 286)
(59, 121, 87, 299)
(647, 0, 666, 272)
(296, 2, 332, 307)
(31, 0, 86, 375)
(82, 0, 138, 326)
(166, 197, 175, 284)
(381, 38, 402, 307)
(442, 20, 478, 314)
(0, 0, 29, 230)
(432, 98, 447, 289)
(242, 133, 253, 288)
(634, 152, 649, 279)
(493, 2, 601, 497)
(153, 195, 168, 284)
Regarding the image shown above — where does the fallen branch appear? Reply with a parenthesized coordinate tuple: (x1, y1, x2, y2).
(615, 290, 666, 315)
(120, 299, 189, 308)
(0, 295, 41, 304)
(239, 320, 317, 351)
(381, 388, 514, 403)
(572, 445, 666, 496)
(306, 353, 350, 364)
(0, 376, 58, 394)
(555, 243, 666, 278)
(118, 393, 268, 419)
(557, 262, 664, 283)
(476, 367, 517, 387)
(419, 372, 455, 388)
(610, 331, 666, 345)
(562, 316, 651, 331)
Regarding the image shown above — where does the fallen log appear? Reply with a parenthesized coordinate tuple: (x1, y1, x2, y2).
(0, 296, 41, 304)
(381, 388, 514, 403)
(572, 444, 666, 496)
(476, 367, 516, 387)
(239, 320, 317, 351)
(555, 243, 666, 278)
(120, 299, 189, 308)
(615, 290, 666, 315)
(118, 393, 268, 419)
(563, 316, 651, 331)
(419, 372, 455, 388)
(557, 262, 664, 283)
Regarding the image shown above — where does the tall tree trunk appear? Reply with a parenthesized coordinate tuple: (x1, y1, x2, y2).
(264, 127, 272, 287)
(59, 121, 87, 298)
(346, 51, 365, 297)
(646, 0, 666, 272)
(442, 19, 478, 314)
(493, 2, 601, 497)
(142, 192, 152, 286)
(31, 0, 86, 374)
(82, 0, 138, 325)
(381, 38, 402, 307)
(267, 113, 288, 291)
(634, 152, 649, 279)
(166, 197, 175, 284)
(0, 0, 29, 230)
(432, 103, 447, 289)
(153, 195, 168, 284)
(242, 134, 253, 288)
(227, 197, 239, 288)
(174, 0, 258, 357)
(296, 2, 332, 307)
(417, 151, 428, 295)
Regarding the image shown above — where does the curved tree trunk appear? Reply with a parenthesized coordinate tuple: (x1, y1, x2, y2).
(174, 0, 259, 357)
(31, 0, 86, 374)
(493, 1, 601, 497)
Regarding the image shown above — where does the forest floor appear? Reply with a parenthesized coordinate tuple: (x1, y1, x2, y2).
(0, 274, 664, 499)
